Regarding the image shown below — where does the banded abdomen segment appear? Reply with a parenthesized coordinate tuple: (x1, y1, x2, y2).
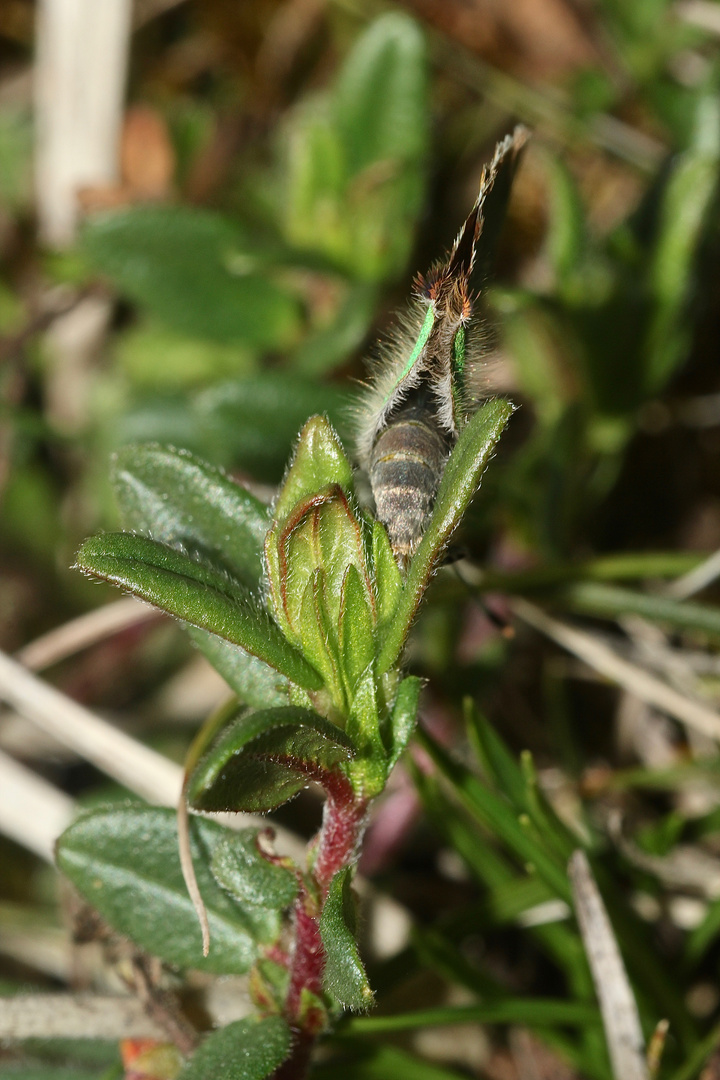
(369, 392, 453, 561)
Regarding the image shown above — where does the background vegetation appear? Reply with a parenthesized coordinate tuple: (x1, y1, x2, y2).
(1, 0, 720, 1077)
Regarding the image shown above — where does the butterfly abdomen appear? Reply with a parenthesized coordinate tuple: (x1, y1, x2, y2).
(369, 389, 453, 561)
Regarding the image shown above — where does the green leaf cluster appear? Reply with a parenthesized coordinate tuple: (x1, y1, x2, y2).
(281, 13, 429, 282)
(77, 400, 509, 809)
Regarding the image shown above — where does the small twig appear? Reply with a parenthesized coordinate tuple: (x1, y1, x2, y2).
(665, 548, 720, 601)
(676, 0, 720, 36)
(0, 286, 101, 366)
(128, 954, 199, 1055)
(0, 913, 69, 981)
(15, 597, 161, 671)
(0, 994, 165, 1041)
(177, 793, 211, 958)
(512, 598, 720, 741)
(568, 850, 650, 1080)
(0, 745, 74, 860)
(648, 1019, 670, 1078)
(0, 646, 183, 805)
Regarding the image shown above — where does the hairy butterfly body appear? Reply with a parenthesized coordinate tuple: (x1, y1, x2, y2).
(356, 126, 528, 563)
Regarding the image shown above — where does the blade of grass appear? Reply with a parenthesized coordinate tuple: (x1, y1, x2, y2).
(343, 999, 600, 1034)
(569, 851, 649, 1080)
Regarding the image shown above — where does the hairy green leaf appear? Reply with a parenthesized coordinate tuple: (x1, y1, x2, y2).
(210, 831, 298, 910)
(57, 806, 275, 974)
(75, 533, 321, 691)
(178, 1016, 291, 1080)
(345, 670, 386, 796)
(112, 444, 269, 587)
(339, 565, 375, 697)
(297, 570, 346, 710)
(371, 520, 403, 628)
(385, 676, 421, 772)
(320, 867, 373, 1011)
(272, 415, 353, 524)
(187, 706, 355, 813)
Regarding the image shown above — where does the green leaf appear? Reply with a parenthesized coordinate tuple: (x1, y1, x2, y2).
(56, 806, 275, 974)
(272, 415, 353, 524)
(344, 999, 599, 1033)
(339, 565, 375, 696)
(109, 443, 291, 705)
(210, 831, 298, 910)
(283, 15, 428, 282)
(320, 867, 374, 1011)
(112, 444, 269, 587)
(83, 205, 300, 348)
(115, 322, 255, 388)
(297, 570, 346, 710)
(371, 521, 403, 628)
(178, 1016, 291, 1080)
(385, 676, 421, 772)
(416, 728, 572, 905)
(187, 630, 290, 709)
(558, 581, 720, 640)
(645, 96, 720, 391)
(187, 706, 355, 813)
(541, 150, 586, 290)
(379, 399, 514, 673)
(467, 704, 527, 805)
(74, 533, 321, 691)
(333, 13, 428, 177)
(345, 670, 386, 797)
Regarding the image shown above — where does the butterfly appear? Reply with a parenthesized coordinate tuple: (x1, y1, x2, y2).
(355, 125, 528, 564)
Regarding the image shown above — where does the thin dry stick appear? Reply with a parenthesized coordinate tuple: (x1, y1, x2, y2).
(664, 548, 720, 601)
(0, 746, 75, 861)
(0, 994, 165, 1041)
(0, 647, 183, 805)
(0, 648, 304, 864)
(16, 597, 161, 671)
(512, 598, 720, 741)
(676, 0, 720, 35)
(0, 286, 100, 366)
(35, 0, 133, 245)
(568, 850, 650, 1080)
(177, 792, 211, 958)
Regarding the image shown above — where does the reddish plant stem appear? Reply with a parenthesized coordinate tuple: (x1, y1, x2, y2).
(273, 787, 368, 1079)
(313, 788, 368, 896)
(285, 897, 325, 1024)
